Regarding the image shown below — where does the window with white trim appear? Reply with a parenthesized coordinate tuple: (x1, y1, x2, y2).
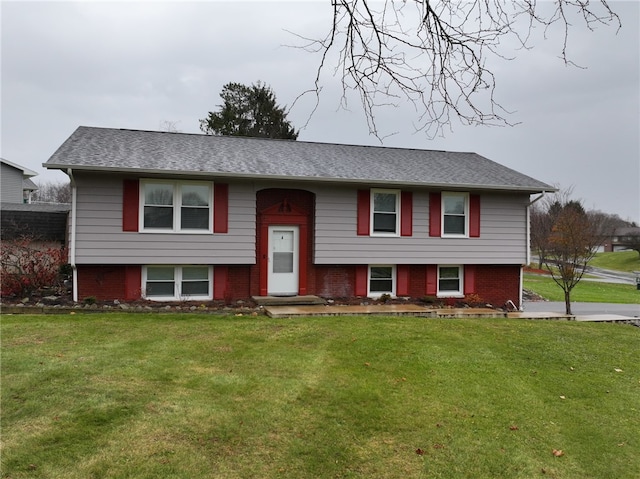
(442, 192, 468, 237)
(368, 265, 395, 297)
(371, 189, 399, 235)
(143, 265, 212, 301)
(437, 265, 464, 297)
(141, 180, 212, 232)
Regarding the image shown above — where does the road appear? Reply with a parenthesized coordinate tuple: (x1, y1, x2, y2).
(584, 266, 637, 285)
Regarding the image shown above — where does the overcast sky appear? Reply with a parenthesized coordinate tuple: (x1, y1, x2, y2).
(2, 1, 638, 222)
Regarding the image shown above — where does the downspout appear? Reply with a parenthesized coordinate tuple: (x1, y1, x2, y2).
(527, 191, 547, 266)
(67, 168, 78, 302)
(522, 191, 547, 310)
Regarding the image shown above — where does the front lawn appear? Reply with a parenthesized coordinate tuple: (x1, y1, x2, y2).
(523, 274, 640, 304)
(2, 314, 639, 479)
(590, 251, 640, 273)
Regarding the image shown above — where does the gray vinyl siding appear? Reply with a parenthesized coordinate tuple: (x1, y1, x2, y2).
(314, 186, 528, 264)
(73, 174, 255, 264)
(73, 175, 529, 266)
(1, 162, 24, 203)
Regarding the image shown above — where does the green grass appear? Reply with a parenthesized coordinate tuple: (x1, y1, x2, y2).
(2, 313, 639, 479)
(524, 274, 640, 304)
(590, 251, 640, 273)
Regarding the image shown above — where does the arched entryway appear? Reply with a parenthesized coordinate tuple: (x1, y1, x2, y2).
(256, 189, 315, 296)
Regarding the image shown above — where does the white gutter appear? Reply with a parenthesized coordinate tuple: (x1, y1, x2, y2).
(67, 168, 78, 302)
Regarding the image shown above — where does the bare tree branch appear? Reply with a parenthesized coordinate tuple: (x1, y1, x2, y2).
(291, 0, 620, 139)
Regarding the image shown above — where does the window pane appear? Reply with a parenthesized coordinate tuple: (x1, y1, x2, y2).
(273, 252, 294, 273)
(145, 206, 173, 228)
(182, 280, 209, 295)
(146, 281, 175, 296)
(370, 279, 393, 292)
(373, 213, 397, 233)
(145, 184, 173, 206)
(181, 207, 209, 229)
(147, 266, 174, 281)
(182, 185, 210, 206)
(374, 193, 396, 213)
(439, 279, 460, 292)
(443, 215, 465, 235)
(443, 195, 465, 215)
(439, 267, 459, 279)
(182, 266, 208, 281)
(371, 266, 392, 279)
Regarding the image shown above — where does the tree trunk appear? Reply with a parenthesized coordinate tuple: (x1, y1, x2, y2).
(564, 290, 572, 315)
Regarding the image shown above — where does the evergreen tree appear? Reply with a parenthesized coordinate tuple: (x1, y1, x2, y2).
(199, 82, 298, 139)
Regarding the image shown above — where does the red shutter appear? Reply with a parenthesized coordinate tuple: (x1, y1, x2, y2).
(124, 265, 142, 300)
(429, 192, 441, 237)
(426, 265, 437, 295)
(357, 190, 370, 236)
(400, 191, 413, 236)
(396, 265, 410, 296)
(214, 183, 229, 233)
(355, 265, 368, 296)
(122, 179, 139, 232)
(464, 265, 476, 294)
(213, 266, 228, 300)
(469, 194, 480, 237)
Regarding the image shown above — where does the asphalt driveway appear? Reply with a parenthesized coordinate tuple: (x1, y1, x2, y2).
(523, 301, 639, 318)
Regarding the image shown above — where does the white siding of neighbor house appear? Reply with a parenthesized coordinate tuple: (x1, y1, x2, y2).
(1, 162, 24, 203)
(312, 185, 529, 265)
(73, 174, 256, 264)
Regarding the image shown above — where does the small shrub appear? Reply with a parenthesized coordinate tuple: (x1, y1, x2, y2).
(378, 293, 392, 303)
(464, 293, 485, 307)
(420, 295, 438, 304)
(0, 238, 68, 298)
(83, 296, 97, 305)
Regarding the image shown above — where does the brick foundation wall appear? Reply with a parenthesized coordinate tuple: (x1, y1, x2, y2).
(474, 264, 521, 308)
(226, 265, 252, 301)
(77, 263, 522, 308)
(77, 265, 127, 301)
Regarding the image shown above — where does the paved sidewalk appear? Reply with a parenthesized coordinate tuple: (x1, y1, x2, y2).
(523, 301, 639, 318)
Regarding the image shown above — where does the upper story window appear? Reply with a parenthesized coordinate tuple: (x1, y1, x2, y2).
(442, 192, 469, 237)
(371, 189, 400, 236)
(141, 180, 212, 233)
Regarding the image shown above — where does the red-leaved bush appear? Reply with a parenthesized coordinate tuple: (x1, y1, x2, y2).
(0, 238, 68, 298)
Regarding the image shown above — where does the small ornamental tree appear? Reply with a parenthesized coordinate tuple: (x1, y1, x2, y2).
(0, 238, 68, 298)
(545, 201, 601, 315)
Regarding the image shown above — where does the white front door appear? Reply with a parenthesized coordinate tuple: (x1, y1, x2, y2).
(268, 225, 299, 296)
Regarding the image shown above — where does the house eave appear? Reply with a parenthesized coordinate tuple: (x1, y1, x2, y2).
(45, 164, 555, 194)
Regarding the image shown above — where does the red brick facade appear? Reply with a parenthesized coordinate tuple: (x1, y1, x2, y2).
(77, 263, 522, 308)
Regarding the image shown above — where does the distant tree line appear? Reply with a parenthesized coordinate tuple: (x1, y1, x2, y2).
(32, 180, 71, 204)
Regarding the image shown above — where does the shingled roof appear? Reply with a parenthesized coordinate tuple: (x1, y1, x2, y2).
(44, 126, 553, 193)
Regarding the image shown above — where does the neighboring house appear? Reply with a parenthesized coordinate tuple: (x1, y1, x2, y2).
(1, 158, 38, 204)
(1, 203, 70, 247)
(602, 227, 640, 252)
(44, 126, 554, 307)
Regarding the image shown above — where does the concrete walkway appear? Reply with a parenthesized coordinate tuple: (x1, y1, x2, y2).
(264, 301, 639, 322)
(523, 301, 639, 319)
(264, 304, 569, 320)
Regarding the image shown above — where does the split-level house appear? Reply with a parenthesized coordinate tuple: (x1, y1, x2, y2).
(44, 126, 554, 307)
